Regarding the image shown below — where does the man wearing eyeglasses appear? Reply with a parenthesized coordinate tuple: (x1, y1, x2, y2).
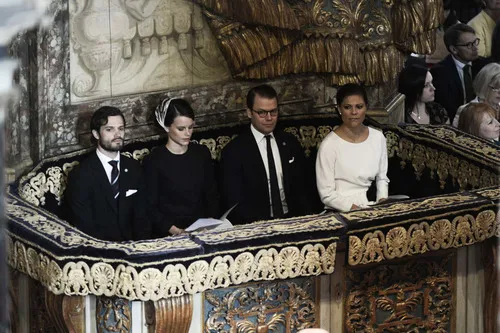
(431, 23, 480, 122)
(220, 84, 310, 224)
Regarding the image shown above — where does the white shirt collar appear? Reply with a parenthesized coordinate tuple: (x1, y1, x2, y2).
(250, 124, 274, 143)
(96, 148, 120, 165)
(452, 55, 471, 69)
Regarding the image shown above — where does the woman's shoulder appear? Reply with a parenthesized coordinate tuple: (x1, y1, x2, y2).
(188, 142, 213, 158)
(320, 130, 342, 145)
(367, 126, 385, 138)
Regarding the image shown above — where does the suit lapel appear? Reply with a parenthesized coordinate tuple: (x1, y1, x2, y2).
(118, 157, 131, 210)
(90, 154, 118, 214)
(446, 56, 464, 103)
(244, 129, 269, 199)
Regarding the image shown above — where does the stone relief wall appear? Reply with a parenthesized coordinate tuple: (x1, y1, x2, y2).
(69, 0, 230, 103)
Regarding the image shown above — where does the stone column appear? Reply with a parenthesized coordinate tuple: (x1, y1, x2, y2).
(0, 1, 52, 330)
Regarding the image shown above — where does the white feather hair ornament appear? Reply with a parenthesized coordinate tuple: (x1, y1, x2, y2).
(155, 98, 177, 132)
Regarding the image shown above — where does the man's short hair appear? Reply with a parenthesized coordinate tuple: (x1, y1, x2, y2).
(444, 23, 476, 52)
(246, 84, 278, 110)
(90, 106, 125, 144)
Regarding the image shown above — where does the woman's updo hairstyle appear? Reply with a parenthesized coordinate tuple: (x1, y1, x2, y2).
(335, 83, 368, 114)
(155, 98, 195, 131)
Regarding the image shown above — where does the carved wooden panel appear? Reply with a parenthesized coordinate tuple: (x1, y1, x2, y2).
(8, 268, 19, 333)
(345, 253, 455, 333)
(45, 291, 85, 333)
(96, 297, 132, 333)
(203, 277, 318, 332)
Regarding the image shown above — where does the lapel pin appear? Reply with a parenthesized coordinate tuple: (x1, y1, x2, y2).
(282, 142, 286, 146)
(124, 169, 128, 172)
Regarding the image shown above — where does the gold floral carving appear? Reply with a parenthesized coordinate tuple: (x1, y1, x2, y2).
(284, 125, 333, 157)
(476, 187, 500, 202)
(345, 256, 453, 332)
(6, 198, 199, 253)
(194, 0, 440, 85)
(348, 210, 498, 265)
(385, 129, 499, 191)
(96, 297, 131, 333)
(204, 278, 317, 332)
(7, 235, 337, 301)
(342, 193, 479, 220)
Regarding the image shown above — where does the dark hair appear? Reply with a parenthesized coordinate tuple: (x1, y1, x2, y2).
(90, 106, 125, 144)
(398, 64, 429, 116)
(458, 102, 497, 138)
(336, 83, 368, 111)
(161, 98, 195, 128)
(442, 0, 458, 30)
(444, 23, 476, 52)
(246, 84, 278, 110)
(491, 22, 500, 62)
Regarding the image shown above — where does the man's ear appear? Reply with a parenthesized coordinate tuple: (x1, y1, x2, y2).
(449, 45, 458, 55)
(246, 108, 252, 119)
(91, 129, 100, 141)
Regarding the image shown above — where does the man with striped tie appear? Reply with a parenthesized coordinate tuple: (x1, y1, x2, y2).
(65, 106, 148, 241)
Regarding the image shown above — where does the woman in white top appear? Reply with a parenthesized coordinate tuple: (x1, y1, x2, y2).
(316, 83, 389, 212)
(453, 63, 500, 127)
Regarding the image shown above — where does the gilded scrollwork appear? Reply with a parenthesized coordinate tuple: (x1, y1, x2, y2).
(7, 234, 337, 301)
(345, 256, 453, 332)
(18, 166, 67, 207)
(204, 278, 317, 332)
(348, 210, 498, 265)
(388, 129, 499, 191)
(194, 0, 439, 85)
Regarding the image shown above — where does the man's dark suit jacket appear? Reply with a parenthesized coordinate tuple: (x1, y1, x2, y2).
(220, 127, 310, 224)
(65, 152, 148, 241)
(431, 54, 477, 122)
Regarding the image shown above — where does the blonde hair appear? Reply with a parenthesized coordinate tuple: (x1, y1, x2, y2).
(473, 63, 500, 101)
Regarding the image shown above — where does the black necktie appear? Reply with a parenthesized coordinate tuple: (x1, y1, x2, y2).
(265, 135, 284, 218)
(108, 160, 119, 199)
(463, 64, 475, 102)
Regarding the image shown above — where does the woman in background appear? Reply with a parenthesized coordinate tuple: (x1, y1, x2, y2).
(398, 64, 449, 124)
(316, 83, 389, 212)
(143, 98, 219, 236)
(453, 63, 500, 127)
(458, 102, 500, 144)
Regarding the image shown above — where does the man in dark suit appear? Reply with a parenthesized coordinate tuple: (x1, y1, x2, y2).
(65, 106, 148, 241)
(431, 23, 480, 122)
(220, 84, 310, 224)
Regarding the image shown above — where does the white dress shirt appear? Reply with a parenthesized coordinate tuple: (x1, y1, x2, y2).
(250, 124, 289, 216)
(96, 149, 121, 183)
(452, 56, 472, 104)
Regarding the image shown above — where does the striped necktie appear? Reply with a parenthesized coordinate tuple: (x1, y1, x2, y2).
(108, 160, 119, 199)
